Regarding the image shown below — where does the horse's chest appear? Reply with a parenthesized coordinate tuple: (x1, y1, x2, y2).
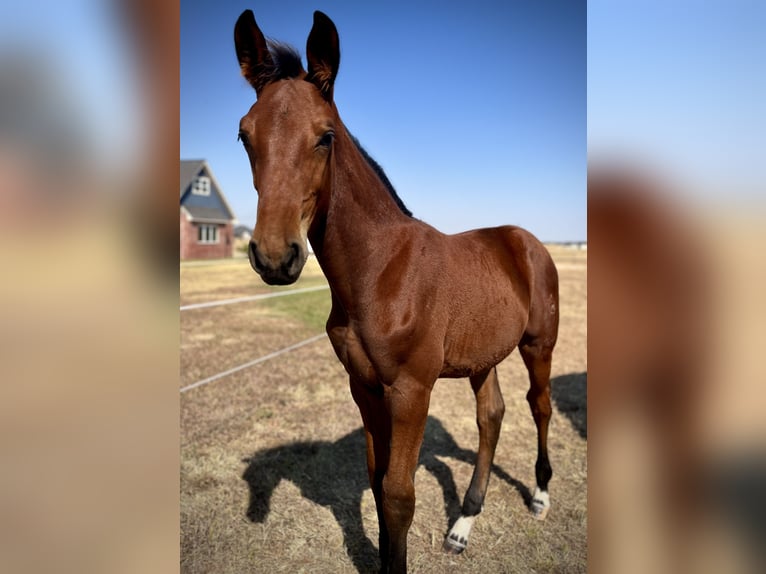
(327, 324, 377, 385)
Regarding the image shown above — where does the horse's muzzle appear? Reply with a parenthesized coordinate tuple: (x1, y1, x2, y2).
(248, 239, 305, 285)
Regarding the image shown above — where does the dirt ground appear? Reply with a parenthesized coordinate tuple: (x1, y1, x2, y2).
(181, 245, 586, 573)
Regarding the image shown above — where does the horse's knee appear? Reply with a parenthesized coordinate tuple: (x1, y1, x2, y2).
(381, 474, 416, 526)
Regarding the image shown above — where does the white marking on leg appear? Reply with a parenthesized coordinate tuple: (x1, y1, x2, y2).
(531, 487, 550, 520)
(444, 515, 475, 553)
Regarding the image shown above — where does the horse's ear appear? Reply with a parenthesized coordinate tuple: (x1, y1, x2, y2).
(306, 11, 340, 101)
(234, 10, 274, 96)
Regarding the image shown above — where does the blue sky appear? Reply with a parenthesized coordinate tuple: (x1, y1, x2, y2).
(181, 1, 586, 241)
(0, 1, 139, 170)
(588, 0, 765, 200)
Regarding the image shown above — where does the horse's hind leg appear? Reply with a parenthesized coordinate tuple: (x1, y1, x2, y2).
(443, 367, 505, 554)
(520, 337, 554, 520)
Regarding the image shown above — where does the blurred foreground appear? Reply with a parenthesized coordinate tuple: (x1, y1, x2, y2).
(588, 2, 765, 572)
(589, 168, 765, 574)
(0, 1, 179, 573)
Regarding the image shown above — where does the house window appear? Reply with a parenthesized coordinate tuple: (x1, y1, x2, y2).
(192, 176, 211, 196)
(197, 224, 219, 244)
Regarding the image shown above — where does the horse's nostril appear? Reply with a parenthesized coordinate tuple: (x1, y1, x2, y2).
(284, 242, 302, 270)
(250, 240, 302, 282)
(284, 243, 303, 274)
(248, 240, 263, 272)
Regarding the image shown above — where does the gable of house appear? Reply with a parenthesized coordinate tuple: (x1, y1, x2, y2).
(180, 160, 236, 223)
(180, 159, 238, 260)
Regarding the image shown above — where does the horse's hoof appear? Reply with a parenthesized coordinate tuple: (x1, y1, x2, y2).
(442, 533, 467, 555)
(531, 503, 550, 520)
(530, 488, 550, 520)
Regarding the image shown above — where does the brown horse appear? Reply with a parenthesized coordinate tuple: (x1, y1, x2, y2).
(234, 10, 559, 573)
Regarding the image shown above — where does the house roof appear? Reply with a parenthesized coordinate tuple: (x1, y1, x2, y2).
(180, 159, 205, 197)
(184, 206, 233, 223)
(233, 224, 252, 237)
(180, 159, 237, 223)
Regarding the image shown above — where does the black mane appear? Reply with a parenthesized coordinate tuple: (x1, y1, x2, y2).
(349, 135, 412, 217)
(263, 41, 412, 218)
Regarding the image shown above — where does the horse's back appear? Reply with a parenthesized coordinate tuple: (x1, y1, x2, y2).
(449, 224, 557, 302)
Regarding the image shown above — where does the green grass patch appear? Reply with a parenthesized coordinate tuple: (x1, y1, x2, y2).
(260, 288, 332, 332)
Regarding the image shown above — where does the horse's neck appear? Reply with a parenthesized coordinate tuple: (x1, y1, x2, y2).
(309, 132, 407, 306)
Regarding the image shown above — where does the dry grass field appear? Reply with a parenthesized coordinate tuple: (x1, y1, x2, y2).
(181, 245, 586, 573)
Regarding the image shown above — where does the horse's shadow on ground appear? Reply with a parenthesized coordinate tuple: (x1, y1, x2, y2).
(241, 373, 585, 573)
(550, 371, 587, 439)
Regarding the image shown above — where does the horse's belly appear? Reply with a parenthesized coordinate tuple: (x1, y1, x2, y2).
(440, 315, 525, 378)
(439, 346, 516, 378)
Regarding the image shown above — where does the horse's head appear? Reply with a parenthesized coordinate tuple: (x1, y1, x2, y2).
(234, 10, 340, 285)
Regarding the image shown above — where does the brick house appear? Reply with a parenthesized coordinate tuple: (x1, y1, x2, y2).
(180, 159, 237, 260)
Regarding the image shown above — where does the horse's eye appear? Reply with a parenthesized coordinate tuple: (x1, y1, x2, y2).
(237, 130, 250, 147)
(317, 130, 335, 149)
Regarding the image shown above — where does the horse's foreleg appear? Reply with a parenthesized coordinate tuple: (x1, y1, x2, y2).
(380, 378, 431, 574)
(444, 367, 505, 554)
(520, 340, 554, 519)
(349, 378, 391, 570)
